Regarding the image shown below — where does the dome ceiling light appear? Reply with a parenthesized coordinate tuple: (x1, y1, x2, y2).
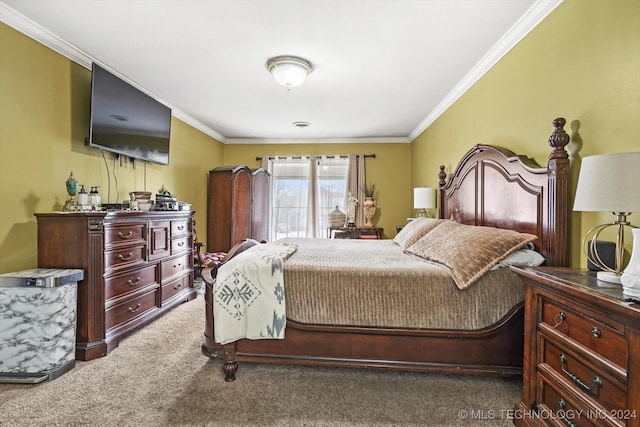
(266, 55, 313, 90)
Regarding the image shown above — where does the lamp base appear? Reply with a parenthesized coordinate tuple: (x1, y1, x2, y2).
(623, 284, 640, 299)
(416, 209, 430, 218)
(595, 271, 622, 287)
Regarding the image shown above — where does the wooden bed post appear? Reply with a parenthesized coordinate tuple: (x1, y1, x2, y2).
(438, 166, 447, 220)
(545, 117, 570, 267)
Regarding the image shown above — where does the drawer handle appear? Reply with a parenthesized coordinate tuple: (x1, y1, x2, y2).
(128, 303, 141, 313)
(553, 312, 566, 328)
(127, 277, 141, 286)
(118, 231, 134, 239)
(560, 354, 602, 395)
(591, 327, 601, 338)
(173, 283, 182, 290)
(177, 242, 184, 247)
(118, 252, 133, 261)
(177, 225, 184, 231)
(558, 399, 576, 427)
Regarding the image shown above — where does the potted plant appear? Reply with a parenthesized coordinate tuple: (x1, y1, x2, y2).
(362, 183, 377, 200)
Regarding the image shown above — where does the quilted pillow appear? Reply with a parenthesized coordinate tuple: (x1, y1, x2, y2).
(405, 221, 537, 289)
(393, 217, 449, 250)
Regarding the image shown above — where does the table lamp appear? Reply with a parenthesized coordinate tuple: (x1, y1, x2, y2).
(573, 152, 640, 285)
(414, 187, 436, 218)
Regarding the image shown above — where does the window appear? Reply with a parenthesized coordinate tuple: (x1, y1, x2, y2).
(271, 156, 348, 240)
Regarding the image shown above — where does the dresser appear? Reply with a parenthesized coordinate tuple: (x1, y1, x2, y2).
(207, 165, 270, 253)
(511, 267, 640, 427)
(35, 211, 196, 361)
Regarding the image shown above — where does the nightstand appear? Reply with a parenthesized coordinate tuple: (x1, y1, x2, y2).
(328, 227, 384, 239)
(510, 267, 640, 427)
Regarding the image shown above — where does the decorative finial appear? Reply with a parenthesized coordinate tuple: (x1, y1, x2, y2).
(438, 165, 447, 188)
(548, 117, 570, 160)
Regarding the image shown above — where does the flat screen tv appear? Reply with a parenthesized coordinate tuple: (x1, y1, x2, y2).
(86, 63, 171, 165)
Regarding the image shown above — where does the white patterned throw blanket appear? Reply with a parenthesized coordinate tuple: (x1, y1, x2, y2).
(214, 242, 298, 345)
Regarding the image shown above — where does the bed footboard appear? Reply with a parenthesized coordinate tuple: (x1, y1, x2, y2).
(203, 269, 525, 382)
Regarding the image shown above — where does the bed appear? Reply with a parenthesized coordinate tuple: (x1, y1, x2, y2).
(202, 117, 571, 382)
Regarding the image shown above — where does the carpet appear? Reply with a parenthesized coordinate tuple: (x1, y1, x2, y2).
(0, 295, 521, 426)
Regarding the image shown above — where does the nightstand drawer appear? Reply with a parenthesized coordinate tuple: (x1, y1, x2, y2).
(539, 334, 627, 412)
(537, 372, 622, 427)
(541, 298, 627, 370)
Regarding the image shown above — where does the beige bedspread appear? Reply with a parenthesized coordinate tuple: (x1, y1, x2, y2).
(278, 237, 524, 330)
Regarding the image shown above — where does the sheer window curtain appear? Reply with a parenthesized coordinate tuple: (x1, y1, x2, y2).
(262, 155, 361, 240)
(261, 156, 317, 240)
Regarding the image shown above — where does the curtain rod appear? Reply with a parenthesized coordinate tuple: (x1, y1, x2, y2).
(255, 154, 376, 161)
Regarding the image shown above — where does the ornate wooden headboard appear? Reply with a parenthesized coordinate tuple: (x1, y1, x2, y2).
(438, 118, 570, 267)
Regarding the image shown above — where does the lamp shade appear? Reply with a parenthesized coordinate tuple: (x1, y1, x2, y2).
(414, 187, 436, 209)
(573, 152, 640, 213)
(267, 56, 312, 89)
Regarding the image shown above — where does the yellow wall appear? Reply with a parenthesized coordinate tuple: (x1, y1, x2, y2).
(0, 22, 224, 273)
(2, 0, 638, 273)
(411, 0, 640, 268)
(223, 143, 412, 237)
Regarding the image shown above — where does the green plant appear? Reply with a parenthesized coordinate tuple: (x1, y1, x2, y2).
(361, 183, 376, 198)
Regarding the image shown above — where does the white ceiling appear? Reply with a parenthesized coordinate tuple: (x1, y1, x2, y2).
(0, 0, 561, 144)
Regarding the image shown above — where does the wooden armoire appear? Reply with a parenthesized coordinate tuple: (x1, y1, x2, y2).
(207, 165, 270, 253)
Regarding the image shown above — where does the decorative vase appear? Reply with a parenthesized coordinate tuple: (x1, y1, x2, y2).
(363, 197, 377, 228)
(64, 171, 79, 211)
(621, 228, 640, 298)
(328, 205, 347, 228)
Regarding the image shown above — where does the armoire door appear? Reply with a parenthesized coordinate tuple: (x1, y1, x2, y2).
(207, 165, 252, 252)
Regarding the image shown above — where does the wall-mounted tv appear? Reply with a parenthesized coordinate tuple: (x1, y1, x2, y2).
(86, 63, 171, 165)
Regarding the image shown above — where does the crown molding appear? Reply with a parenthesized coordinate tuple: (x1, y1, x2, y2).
(408, 0, 563, 142)
(0, 2, 93, 67)
(0, 2, 227, 143)
(2, 0, 561, 145)
(225, 136, 410, 145)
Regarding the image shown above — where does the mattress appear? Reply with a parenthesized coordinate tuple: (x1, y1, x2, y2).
(278, 237, 524, 330)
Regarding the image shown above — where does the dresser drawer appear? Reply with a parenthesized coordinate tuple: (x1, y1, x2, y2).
(104, 244, 147, 271)
(539, 334, 627, 413)
(161, 274, 192, 303)
(171, 235, 192, 255)
(105, 264, 158, 301)
(540, 298, 627, 370)
(105, 288, 159, 331)
(537, 372, 622, 427)
(104, 222, 146, 246)
(171, 219, 191, 236)
(161, 253, 191, 281)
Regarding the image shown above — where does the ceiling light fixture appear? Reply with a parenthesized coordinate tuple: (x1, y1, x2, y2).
(292, 121, 311, 128)
(267, 56, 313, 90)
